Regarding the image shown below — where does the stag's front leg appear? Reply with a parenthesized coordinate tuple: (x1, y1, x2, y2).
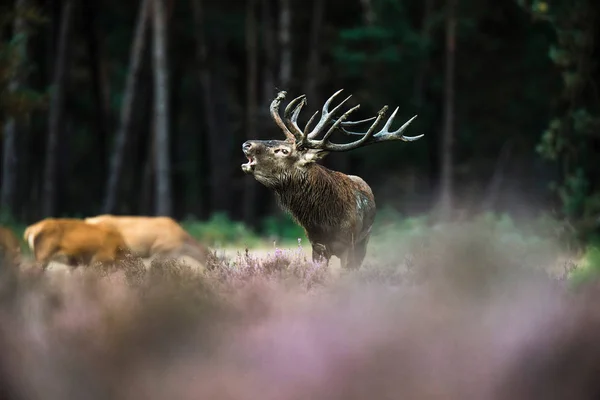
(311, 242, 330, 266)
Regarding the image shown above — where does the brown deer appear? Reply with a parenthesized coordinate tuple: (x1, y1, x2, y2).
(24, 218, 131, 270)
(85, 215, 209, 265)
(241, 89, 424, 269)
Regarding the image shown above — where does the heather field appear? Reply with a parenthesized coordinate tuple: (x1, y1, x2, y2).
(2, 213, 600, 399)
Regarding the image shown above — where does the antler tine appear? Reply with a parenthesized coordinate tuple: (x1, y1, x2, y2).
(283, 94, 306, 140)
(316, 106, 389, 152)
(284, 94, 306, 118)
(303, 110, 320, 136)
(338, 116, 378, 126)
(269, 91, 295, 141)
(316, 104, 362, 146)
(339, 108, 422, 139)
(374, 108, 423, 142)
(306, 89, 353, 139)
(307, 106, 423, 152)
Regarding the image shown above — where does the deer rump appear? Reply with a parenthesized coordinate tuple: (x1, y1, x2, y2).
(84, 215, 208, 263)
(24, 218, 129, 267)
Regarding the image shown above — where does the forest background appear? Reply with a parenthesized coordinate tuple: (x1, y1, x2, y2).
(0, 0, 598, 252)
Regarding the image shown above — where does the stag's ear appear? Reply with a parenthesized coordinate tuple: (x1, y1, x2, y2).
(299, 149, 329, 165)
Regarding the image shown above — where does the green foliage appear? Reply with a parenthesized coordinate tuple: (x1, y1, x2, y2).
(332, 0, 427, 88)
(182, 213, 263, 249)
(368, 208, 565, 269)
(567, 245, 600, 288)
(182, 213, 309, 249)
(260, 213, 307, 245)
(520, 0, 600, 240)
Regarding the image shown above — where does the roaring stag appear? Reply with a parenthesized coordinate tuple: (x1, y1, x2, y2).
(241, 89, 424, 269)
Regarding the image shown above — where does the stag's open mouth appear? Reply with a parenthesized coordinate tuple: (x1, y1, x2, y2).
(241, 156, 256, 173)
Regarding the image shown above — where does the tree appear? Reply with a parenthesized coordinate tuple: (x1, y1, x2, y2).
(413, 0, 435, 108)
(103, 0, 150, 213)
(42, 0, 73, 217)
(82, 0, 110, 175)
(243, 0, 259, 225)
(438, 0, 457, 220)
(278, 0, 291, 88)
(260, 0, 276, 105)
(191, 0, 232, 217)
(151, 0, 172, 216)
(1, 0, 30, 215)
(519, 0, 600, 240)
(304, 0, 324, 103)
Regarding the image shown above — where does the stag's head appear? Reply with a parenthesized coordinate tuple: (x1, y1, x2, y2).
(242, 90, 424, 188)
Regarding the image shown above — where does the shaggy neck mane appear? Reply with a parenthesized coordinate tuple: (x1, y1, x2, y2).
(273, 164, 355, 231)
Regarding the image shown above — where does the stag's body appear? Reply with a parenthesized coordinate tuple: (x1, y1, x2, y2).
(275, 163, 375, 267)
(242, 89, 423, 269)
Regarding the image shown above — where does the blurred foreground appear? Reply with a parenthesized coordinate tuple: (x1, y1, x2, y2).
(1, 218, 600, 400)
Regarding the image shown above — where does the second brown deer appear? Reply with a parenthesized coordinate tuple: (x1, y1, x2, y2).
(242, 89, 424, 270)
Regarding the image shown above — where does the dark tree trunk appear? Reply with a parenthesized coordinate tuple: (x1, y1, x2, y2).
(42, 0, 73, 217)
(191, 0, 231, 215)
(140, 118, 156, 216)
(413, 0, 434, 108)
(261, 0, 276, 105)
(243, 0, 259, 225)
(1, 0, 29, 216)
(359, 0, 376, 25)
(438, 0, 457, 220)
(103, 0, 150, 213)
(82, 0, 110, 179)
(482, 139, 514, 212)
(151, 0, 172, 216)
(278, 0, 291, 88)
(304, 0, 324, 103)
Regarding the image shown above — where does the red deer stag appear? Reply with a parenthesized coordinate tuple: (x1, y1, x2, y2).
(241, 89, 424, 269)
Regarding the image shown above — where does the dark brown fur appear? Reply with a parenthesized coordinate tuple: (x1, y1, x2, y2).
(242, 139, 376, 269)
(242, 90, 422, 269)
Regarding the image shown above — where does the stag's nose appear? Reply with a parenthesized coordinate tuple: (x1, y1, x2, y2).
(242, 141, 253, 152)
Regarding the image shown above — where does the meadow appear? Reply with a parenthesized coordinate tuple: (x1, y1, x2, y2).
(1, 211, 600, 399)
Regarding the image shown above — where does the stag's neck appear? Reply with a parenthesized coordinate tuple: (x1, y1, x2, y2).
(274, 164, 354, 232)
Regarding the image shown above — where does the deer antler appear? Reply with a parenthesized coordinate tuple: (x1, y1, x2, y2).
(269, 91, 297, 141)
(269, 89, 424, 151)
